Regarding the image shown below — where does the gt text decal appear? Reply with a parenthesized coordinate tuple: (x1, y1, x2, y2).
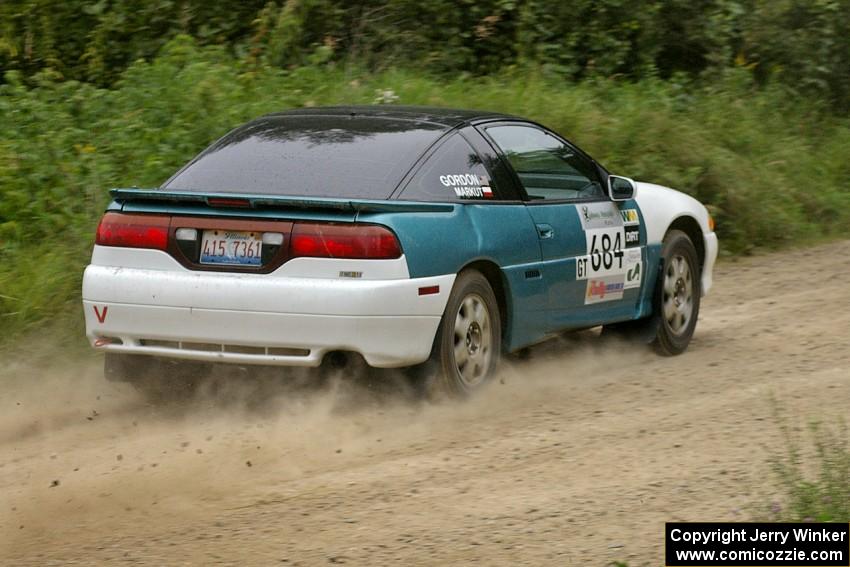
(439, 173, 493, 199)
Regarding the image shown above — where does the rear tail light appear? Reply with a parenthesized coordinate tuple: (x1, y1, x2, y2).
(95, 212, 170, 250)
(290, 222, 401, 260)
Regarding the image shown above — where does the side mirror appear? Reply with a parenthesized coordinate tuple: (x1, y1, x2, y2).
(607, 175, 636, 201)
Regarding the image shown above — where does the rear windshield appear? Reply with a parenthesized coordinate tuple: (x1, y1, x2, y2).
(163, 115, 447, 199)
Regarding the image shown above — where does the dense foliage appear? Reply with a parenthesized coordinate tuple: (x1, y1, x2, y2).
(1, 38, 849, 337)
(1, 2, 849, 336)
(1, 0, 849, 111)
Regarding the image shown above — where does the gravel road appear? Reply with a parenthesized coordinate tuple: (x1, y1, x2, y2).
(2, 240, 848, 566)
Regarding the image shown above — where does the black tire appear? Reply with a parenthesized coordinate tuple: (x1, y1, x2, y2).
(428, 270, 502, 398)
(652, 229, 701, 355)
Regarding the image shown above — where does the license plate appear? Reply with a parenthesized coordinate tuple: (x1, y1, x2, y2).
(200, 230, 262, 266)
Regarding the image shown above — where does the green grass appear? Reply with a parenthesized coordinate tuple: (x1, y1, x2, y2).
(2, 36, 850, 341)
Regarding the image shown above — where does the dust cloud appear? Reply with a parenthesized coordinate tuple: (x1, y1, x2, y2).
(0, 333, 642, 548)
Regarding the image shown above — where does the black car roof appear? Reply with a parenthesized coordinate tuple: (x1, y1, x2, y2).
(266, 105, 517, 128)
(163, 105, 532, 200)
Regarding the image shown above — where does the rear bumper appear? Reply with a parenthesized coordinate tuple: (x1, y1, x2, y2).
(83, 262, 454, 368)
(83, 302, 442, 367)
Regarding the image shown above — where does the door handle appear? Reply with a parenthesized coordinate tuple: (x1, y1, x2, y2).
(536, 223, 554, 239)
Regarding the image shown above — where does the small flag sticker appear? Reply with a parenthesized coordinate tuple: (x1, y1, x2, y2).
(482, 186, 493, 198)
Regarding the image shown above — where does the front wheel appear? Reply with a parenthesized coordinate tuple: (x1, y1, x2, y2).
(652, 230, 701, 355)
(429, 270, 501, 398)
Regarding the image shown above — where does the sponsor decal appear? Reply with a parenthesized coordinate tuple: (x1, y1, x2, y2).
(579, 203, 620, 229)
(624, 224, 640, 247)
(620, 208, 639, 225)
(626, 262, 641, 287)
(585, 276, 625, 304)
(439, 173, 493, 199)
(624, 248, 643, 289)
(93, 305, 108, 323)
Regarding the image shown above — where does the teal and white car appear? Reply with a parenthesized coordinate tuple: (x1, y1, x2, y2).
(83, 106, 718, 397)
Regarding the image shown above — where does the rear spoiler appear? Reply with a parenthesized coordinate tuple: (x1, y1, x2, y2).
(110, 189, 454, 214)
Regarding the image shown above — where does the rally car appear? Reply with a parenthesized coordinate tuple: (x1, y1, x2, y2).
(83, 106, 718, 397)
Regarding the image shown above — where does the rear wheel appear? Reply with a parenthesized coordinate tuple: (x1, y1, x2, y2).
(428, 270, 501, 398)
(652, 230, 701, 355)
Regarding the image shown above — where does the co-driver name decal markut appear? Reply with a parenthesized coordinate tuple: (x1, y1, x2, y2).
(439, 173, 493, 199)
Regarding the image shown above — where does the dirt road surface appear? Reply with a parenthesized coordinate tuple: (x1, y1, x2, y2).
(2, 241, 848, 566)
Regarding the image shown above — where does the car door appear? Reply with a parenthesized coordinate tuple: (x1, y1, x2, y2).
(478, 121, 646, 331)
(386, 129, 555, 352)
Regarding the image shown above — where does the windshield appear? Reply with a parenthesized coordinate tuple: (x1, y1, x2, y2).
(163, 115, 446, 199)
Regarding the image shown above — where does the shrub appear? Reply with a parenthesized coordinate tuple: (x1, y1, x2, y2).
(768, 419, 850, 522)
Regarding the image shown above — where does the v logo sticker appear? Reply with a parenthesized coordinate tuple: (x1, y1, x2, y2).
(93, 305, 108, 324)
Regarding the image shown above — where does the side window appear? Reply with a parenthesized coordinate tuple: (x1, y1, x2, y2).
(399, 134, 495, 202)
(485, 124, 604, 201)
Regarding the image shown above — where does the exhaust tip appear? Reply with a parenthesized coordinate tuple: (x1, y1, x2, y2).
(94, 336, 123, 347)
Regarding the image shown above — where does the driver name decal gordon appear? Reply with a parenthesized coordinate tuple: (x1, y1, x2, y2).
(576, 204, 643, 302)
(439, 173, 493, 199)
